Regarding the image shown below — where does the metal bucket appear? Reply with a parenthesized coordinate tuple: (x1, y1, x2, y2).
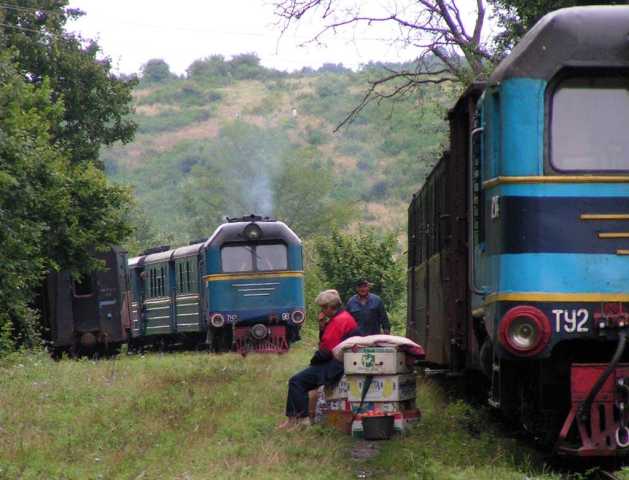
(362, 415, 394, 440)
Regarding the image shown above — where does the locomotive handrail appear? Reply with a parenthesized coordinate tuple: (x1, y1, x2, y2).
(468, 126, 491, 296)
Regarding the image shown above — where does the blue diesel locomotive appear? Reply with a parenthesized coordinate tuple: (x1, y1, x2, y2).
(128, 215, 305, 353)
(407, 6, 629, 456)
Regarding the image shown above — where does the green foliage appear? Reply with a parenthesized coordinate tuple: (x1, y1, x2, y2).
(134, 108, 213, 134)
(490, 0, 620, 55)
(186, 53, 280, 84)
(112, 121, 294, 246)
(108, 60, 459, 269)
(0, 0, 137, 165)
(0, 47, 132, 352)
(300, 240, 326, 341)
(314, 228, 405, 311)
(137, 81, 221, 107)
(141, 58, 176, 83)
(305, 125, 329, 146)
(272, 147, 354, 239)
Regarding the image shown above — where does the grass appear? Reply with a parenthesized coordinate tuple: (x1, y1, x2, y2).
(2, 342, 629, 479)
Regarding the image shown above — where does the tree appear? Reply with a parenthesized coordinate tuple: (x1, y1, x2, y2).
(314, 228, 405, 310)
(141, 58, 175, 83)
(272, 147, 353, 238)
(490, 0, 622, 55)
(187, 55, 230, 81)
(0, 0, 137, 165)
(274, 0, 492, 126)
(180, 164, 231, 241)
(0, 2, 137, 351)
(0, 53, 132, 352)
(274, 0, 609, 127)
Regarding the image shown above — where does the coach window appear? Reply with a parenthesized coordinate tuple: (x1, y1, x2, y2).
(256, 244, 288, 271)
(550, 74, 629, 172)
(221, 246, 253, 272)
(177, 262, 184, 294)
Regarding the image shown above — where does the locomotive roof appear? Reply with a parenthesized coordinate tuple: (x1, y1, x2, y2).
(205, 220, 301, 247)
(489, 6, 629, 84)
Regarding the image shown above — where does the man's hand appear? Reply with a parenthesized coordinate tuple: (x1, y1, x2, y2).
(318, 312, 328, 330)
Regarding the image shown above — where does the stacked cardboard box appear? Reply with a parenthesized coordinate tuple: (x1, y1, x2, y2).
(323, 346, 420, 438)
(322, 375, 352, 433)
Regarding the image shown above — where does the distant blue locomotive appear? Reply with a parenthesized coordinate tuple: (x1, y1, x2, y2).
(408, 6, 629, 456)
(128, 215, 305, 353)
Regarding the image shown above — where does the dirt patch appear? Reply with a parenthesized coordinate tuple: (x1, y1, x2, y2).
(135, 104, 180, 116)
(333, 154, 357, 171)
(133, 87, 158, 99)
(146, 119, 221, 151)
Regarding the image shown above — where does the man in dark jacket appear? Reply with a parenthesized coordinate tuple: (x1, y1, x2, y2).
(346, 279, 390, 336)
(278, 289, 358, 429)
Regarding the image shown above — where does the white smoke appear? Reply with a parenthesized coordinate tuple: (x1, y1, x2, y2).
(246, 173, 273, 216)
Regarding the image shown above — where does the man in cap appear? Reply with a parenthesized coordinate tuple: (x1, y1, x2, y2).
(346, 279, 390, 336)
(278, 289, 358, 429)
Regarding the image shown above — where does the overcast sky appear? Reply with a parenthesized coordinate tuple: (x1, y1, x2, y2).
(66, 1, 426, 76)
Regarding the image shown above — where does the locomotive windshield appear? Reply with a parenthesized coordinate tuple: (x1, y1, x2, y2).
(551, 75, 629, 172)
(221, 243, 288, 273)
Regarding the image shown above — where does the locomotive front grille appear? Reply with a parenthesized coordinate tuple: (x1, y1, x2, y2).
(231, 282, 279, 297)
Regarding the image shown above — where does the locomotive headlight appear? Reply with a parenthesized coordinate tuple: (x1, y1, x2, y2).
(508, 317, 539, 350)
(243, 223, 263, 241)
(291, 310, 305, 325)
(499, 306, 551, 356)
(250, 323, 268, 340)
(210, 313, 225, 328)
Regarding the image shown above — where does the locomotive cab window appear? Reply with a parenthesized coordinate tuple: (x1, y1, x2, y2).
(256, 244, 288, 271)
(550, 74, 629, 172)
(221, 246, 254, 272)
(221, 243, 288, 273)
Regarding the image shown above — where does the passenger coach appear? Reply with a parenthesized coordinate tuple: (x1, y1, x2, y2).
(407, 6, 629, 455)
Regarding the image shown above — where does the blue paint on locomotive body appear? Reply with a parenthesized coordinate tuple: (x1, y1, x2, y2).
(477, 77, 629, 358)
(494, 253, 629, 294)
(498, 78, 547, 176)
(203, 222, 305, 326)
(204, 276, 305, 323)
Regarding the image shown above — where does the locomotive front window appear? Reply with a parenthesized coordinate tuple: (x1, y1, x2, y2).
(551, 76, 629, 172)
(221, 246, 254, 272)
(256, 244, 288, 271)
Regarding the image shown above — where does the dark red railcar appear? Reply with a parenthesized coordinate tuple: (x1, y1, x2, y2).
(44, 246, 131, 356)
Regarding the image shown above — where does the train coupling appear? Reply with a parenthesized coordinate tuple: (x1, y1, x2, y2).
(234, 325, 288, 355)
(557, 363, 629, 456)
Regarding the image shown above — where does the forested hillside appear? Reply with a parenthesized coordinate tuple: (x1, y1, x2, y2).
(102, 55, 459, 251)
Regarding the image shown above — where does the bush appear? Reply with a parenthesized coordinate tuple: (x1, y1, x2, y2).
(137, 82, 216, 107)
(314, 227, 405, 311)
(141, 59, 176, 83)
(135, 108, 213, 134)
(305, 126, 329, 146)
